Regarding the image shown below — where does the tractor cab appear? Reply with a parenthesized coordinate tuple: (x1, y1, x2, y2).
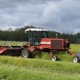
(25, 28, 48, 45)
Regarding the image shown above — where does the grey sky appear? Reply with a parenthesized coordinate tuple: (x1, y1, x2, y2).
(0, 0, 80, 34)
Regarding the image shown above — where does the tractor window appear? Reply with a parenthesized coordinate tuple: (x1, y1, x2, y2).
(41, 31, 48, 38)
(32, 31, 38, 38)
(26, 31, 48, 46)
(27, 31, 33, 42)
(32, 32, 39, 45)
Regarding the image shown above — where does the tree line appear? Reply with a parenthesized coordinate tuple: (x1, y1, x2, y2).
(0, 26, 80, 44)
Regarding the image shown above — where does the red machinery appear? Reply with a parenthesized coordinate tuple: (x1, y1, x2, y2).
(0, 28, 70, 60)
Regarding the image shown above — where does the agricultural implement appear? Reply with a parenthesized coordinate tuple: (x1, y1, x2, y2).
(73, 52, 80, 63)
(0, 28, 70, 61)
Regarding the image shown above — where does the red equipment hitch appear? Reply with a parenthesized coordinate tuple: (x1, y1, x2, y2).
(0, 46, 7, 54)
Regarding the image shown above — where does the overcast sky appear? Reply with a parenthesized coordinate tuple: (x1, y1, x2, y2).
(0, 0, 80, 34)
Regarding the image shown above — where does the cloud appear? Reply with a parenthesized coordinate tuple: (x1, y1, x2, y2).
(0, 0, 80, 34)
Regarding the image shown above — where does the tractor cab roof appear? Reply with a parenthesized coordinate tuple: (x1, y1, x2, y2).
(25, 28, 48, 33)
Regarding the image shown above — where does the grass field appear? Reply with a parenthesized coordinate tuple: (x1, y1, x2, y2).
(70, 44, 80, 52)
(0, 41, 27, 46)
(0, 41, 80, 80)
(0, 56, 80, 80)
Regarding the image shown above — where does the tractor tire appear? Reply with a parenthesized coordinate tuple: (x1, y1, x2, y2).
(21, 49, 30, 58)
(52, 56, 57, 61)
(73, 57, 79, 63)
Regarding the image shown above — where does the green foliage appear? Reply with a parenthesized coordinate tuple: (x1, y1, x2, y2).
(56, 52, 73, 62)
(35, 52, 73, 62)
(0, 56, 80, 80)
(40, 52, 51, 60)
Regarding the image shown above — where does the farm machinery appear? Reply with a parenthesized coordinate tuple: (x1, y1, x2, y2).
(0, 28, 70, 61)
(73, 52, 80, 63)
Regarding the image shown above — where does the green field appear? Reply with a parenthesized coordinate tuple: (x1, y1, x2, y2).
(0, 56, 80, 80)
(0, 41, 27, 46)
(70, 44, 80, 52)
(0, 41, 80, 80)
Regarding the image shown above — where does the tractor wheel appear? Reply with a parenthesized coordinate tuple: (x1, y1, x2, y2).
(52, 56, 57, 61)
(21, 49, 30, 58)
(73, 57, 79, 63)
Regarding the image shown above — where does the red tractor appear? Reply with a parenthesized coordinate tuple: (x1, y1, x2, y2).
(0, 28, 70, 61)
(21, 28, 70, 61)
